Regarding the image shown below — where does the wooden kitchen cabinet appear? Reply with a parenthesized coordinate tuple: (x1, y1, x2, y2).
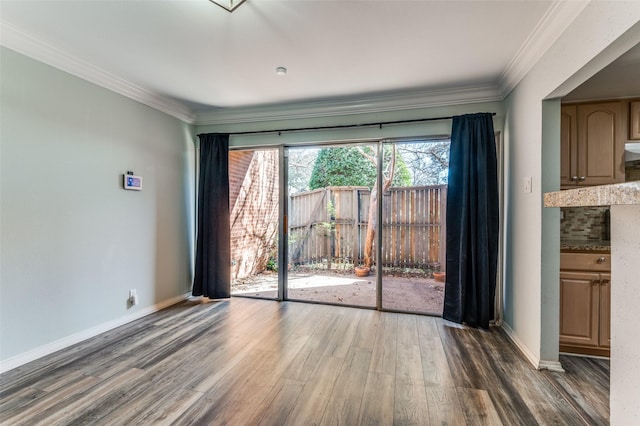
(561, 101, 625, 187)
(631, 100, 640, 140)
(559, 254, 611, 357)
(560, 105, 578, 187)
(559, 271, 600, 348)
(599, 272, 611, 348)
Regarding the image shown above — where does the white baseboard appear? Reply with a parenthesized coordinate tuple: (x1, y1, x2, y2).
(0, 292, 191, 374)
(500, 322, 565, 372)
(500, 321, 541, 369)
(538, 360, 565, 372)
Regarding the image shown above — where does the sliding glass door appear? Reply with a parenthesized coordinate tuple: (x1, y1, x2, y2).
(380, 139, 449, 314)
(229, 148, 279, 299)
(285, 144, 377, 308)
(228, 140, 452, 316)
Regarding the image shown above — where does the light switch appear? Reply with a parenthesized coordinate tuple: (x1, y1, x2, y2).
(523, 176, 532, 193)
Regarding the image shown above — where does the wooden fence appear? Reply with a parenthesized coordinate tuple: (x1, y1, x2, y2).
(288, 185, 447, 270)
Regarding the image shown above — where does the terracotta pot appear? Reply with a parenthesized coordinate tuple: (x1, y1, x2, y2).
(433, 272, 446, 282)
(355, 266, 370, 277)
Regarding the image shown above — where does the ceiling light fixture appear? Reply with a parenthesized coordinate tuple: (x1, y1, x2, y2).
(275, 67, 287, 76)
(209, 0, 246, 13)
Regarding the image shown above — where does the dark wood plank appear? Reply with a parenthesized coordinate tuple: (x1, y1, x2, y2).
(0, 386, 46, 423)
(35, 368, 145, 425)
(543, 355, 610, 425)
(457, 387, 503, 425)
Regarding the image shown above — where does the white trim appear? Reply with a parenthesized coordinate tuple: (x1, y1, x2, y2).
(0, 292, 191, 374)
(195, 85, 502, 125)
(0, 20, 196, 124)
(559, 351, 609, 360)
(501, 323, 565, 372)
(498, 0, 589, 97)
(538, 360, 565, 373)
(501, 321, 542, 369)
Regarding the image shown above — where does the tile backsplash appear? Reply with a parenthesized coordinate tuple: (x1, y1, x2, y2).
(561, 206, 610, 241)
(626, 161, 640, 182)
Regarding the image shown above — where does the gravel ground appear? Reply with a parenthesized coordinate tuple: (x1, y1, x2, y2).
(232, 271, 444, 315)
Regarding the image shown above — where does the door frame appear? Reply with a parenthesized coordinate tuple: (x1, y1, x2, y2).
(227, 133, 504, 319)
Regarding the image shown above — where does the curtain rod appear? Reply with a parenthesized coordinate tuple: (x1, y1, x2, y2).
(199, 112, 496, 137)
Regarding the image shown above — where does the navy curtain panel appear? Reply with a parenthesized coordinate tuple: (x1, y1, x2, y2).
(192, 133, 231, 299)
(443, 113, 499, 329)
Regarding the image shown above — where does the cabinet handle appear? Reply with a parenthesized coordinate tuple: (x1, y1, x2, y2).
(579, 176, 586, 181)
(600, 279, 609, 285)
(597, 256, 606, 264)
(571, 176, 578, 182)
(591, 279, 601, 285)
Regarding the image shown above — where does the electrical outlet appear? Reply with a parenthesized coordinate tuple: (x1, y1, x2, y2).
(523, 176, 532, 193)
(129, 289, 138, 306)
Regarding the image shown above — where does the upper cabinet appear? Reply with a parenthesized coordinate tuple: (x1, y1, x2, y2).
(561, 101, 625, 187)
(560, 105, 578, 187)
(630, 101, 640, 140)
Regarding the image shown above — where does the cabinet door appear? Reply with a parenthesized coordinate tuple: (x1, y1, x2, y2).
(577, 102, 625, 185)
(559, 271, 600, 347)
(599, 272, 611, 348)
(631, 101, 640, 140)
(560, 105, 578, 187)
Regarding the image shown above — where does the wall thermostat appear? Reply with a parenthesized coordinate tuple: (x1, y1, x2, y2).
(123, 174, 143, 191)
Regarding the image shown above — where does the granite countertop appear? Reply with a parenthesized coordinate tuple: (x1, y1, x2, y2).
(544, 182, 640, 207)
(561, 239, 611, 252)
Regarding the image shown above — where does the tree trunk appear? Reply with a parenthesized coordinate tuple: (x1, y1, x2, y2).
(362, 146, 396, 269)
(363, 182, 377, 268)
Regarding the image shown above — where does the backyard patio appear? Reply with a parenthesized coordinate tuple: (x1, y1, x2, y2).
(229, 148, 448, 315)
(232, 269, 445, 315)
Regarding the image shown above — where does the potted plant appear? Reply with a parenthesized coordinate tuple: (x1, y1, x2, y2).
(355, 265, 370, 277)
(433, 271, 446, 282)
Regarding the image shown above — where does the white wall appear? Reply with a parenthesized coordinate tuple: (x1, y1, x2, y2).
(610, 204, 640, 423)
(0, 47, 196, 369)
(502, 0, 640, 385)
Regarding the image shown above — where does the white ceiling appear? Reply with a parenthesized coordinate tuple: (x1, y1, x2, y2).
(563, 42, 640, 102)
(1, 0, 594, 122)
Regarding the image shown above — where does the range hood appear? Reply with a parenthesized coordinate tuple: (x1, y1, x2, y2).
(625, 142, 640, 162)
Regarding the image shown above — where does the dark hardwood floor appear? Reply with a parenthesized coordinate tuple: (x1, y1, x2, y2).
(543, 355, 610, 426)
(0, 298, 608, 425)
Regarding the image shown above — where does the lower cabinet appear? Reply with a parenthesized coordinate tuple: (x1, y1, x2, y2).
(599, 273, 611, 349)
(559, 270, 611, 356)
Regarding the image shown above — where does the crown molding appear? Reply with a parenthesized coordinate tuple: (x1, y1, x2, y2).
(0, 21, 196, 124)
(195, 84, 502, 126)
(498, 0, 590, 98)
